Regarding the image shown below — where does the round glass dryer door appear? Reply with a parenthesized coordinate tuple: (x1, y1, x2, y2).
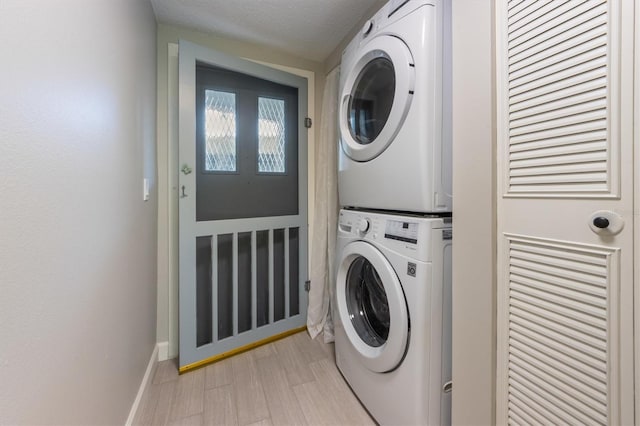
(336, 241, 409, 373)
(339, 35, 415, 162)
(347, 57, 395, 146)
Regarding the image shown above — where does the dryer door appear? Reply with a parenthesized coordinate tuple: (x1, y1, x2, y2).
(336, 241, 409, 373)
(339, 35, 415, 162)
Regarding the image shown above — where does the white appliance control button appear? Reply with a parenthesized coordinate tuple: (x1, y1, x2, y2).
(357, 218, 370, 233)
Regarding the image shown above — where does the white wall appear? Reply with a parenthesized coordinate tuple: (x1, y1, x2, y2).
(0, 0, 158, 424)
(451, 0, 496, 424)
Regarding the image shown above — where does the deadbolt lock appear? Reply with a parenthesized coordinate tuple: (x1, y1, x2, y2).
(181, 164, 193, 175)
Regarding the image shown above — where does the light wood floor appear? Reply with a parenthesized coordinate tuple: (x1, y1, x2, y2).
(133, 331, 375, 426)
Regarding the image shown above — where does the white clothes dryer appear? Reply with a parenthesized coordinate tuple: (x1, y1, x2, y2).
(334, 209, 452, 425)
(338, 0, 452, 213)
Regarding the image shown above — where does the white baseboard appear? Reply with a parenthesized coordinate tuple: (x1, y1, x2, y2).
(157, 341, 169, 362)
(125, 344, 159, 426)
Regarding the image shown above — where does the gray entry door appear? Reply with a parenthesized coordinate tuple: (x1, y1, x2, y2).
(178, 40, 308, 372)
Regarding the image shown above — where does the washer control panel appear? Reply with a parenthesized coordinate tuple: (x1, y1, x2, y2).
(384, 219, 419, 244)
(338, 209, 450, 263)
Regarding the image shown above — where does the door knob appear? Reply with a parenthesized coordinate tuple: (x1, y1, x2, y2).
(592, 217, 610, 229)
(589, 210, 623, 235)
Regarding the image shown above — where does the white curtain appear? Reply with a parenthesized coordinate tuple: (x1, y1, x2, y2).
(307, 67, 340, 343)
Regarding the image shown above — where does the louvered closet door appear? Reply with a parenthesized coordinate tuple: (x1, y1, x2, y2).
(496, 1, 635, 425)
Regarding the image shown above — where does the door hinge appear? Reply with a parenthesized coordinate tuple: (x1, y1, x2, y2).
(304, 117, 312, 128)
(304, 280, 311, 292)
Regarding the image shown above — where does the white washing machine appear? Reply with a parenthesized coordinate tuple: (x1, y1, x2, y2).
(338, 0, 452, 213)
(334, 209, 452, 425)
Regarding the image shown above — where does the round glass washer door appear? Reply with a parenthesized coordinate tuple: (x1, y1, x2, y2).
(339, 35, 415, 162)
(336, 241, 409, 373)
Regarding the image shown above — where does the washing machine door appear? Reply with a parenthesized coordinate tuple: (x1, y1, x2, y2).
(336, 241, 409, 373)
(339, 35, 415, 162)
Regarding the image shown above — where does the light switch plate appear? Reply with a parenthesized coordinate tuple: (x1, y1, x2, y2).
(143, 178, 150, 201)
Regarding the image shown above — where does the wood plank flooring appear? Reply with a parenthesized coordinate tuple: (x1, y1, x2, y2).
(134, 332, 375, 426)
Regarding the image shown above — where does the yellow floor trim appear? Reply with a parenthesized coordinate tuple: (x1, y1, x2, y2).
(178, 326, 308, 374)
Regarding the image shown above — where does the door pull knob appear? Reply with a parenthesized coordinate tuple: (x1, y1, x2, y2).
(593, 217, 610, 229)
(589, 210, 623, 235)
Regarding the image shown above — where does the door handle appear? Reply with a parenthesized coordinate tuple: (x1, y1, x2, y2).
(589, 210, 623, 235)
(181, 185, 188, 198)
(593, 216, 610, 229)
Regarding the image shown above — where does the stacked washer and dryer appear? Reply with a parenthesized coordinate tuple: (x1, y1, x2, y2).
(333, 0, 452, 425)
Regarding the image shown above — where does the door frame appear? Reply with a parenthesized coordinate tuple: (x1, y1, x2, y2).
(158, 39, 315, 362)
(634, 0, 640, 417)
(178, 39, 309, 369)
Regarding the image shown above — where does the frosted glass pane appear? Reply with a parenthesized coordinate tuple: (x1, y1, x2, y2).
(258, 97, 286, 173)
(205, 90, 236, 172)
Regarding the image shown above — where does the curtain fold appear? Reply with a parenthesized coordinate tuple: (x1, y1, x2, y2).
(307, 67, 340, 343)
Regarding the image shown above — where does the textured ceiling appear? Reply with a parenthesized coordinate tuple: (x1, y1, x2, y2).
(150, 0, 382, 62)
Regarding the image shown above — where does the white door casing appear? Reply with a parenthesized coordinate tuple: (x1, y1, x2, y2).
(635, 0, 640, 416)
(496, 1, 634, 425)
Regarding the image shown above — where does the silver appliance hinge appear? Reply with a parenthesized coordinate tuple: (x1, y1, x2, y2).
(304, 280, 311, 291)
(304, 117, 312, 128)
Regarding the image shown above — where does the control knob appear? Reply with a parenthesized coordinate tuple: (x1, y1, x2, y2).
(357, 218, 370, 233)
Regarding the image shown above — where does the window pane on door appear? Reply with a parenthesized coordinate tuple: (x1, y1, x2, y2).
(205, 90, 237, 172)
(258, 97, 285, 173)
(196, 65, 299, 221)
